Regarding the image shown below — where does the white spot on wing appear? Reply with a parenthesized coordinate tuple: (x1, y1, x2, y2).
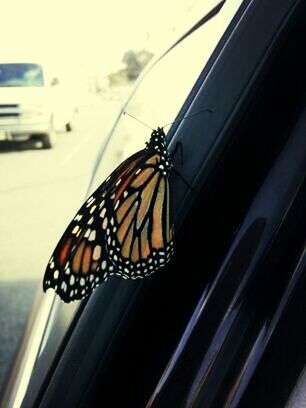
(61, 282, 67, 292)
(93, 245, 101, 260)
(86, 197, 95, 206)
(102, 218, 108, 230)
(88, 230, 96, 241)
(72, 226, 79, 234)
(90, 205, 97, 214)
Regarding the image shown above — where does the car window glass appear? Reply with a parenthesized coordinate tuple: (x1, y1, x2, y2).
(0, 64, 44, 87)
(90, 0, 243, 192)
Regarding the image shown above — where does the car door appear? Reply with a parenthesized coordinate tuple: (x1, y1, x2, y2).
(3, 0, 306, 407)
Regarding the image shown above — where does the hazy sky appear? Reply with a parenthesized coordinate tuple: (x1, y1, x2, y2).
(1, 0, 218, 80)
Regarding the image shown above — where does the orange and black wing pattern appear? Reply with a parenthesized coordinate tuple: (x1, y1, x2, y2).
(43, 127, 174, 302)
(103, 151, 174, 279)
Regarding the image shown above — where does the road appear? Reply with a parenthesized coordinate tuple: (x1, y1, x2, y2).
(0, 95, 125, 391)
(0, 97, 123, 282)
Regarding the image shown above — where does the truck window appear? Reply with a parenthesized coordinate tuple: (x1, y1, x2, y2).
(0, 63, 44, 87)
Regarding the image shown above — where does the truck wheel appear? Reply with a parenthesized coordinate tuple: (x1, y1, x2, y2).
(65, 122, 73, 132)
(41, 131, 55, 149)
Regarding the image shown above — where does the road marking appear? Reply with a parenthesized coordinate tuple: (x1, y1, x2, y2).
(60, 133, 93, 167)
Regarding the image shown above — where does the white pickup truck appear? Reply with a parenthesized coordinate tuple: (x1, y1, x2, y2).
(0, 62, 75, 148)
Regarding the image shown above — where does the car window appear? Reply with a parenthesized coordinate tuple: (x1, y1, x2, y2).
(90, 0, 243, 192)
(0, 64, 44, 87)
(0, 0, 244, 403)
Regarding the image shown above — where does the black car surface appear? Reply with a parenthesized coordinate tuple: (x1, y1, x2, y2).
(1, 0, 306, 407)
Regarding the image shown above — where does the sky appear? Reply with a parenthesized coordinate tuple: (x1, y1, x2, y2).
(1, 0, 218, 83)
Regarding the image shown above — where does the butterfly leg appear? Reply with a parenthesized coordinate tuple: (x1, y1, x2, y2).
(171, 141, 184, 164)
(170, 142, 198, 194)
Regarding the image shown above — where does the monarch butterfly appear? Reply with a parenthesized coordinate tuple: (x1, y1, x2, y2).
(43, 127, 174, 302)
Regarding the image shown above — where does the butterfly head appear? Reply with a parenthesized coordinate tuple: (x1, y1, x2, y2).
(146, 127, 165, 148)
(146, 126, 169, 161)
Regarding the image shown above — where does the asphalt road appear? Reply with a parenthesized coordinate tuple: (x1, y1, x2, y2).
(0, 95, 124, 392)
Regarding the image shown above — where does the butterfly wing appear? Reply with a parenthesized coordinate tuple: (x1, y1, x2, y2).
(44, 202, 110, 302)
(44, 126, 174, 303)
(102, 152, 174, 279)
(43, 150, 148, 302)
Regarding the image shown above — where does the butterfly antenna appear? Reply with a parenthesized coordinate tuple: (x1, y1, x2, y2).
(162, 108, 213, 128)
(123, 111, 154, 130)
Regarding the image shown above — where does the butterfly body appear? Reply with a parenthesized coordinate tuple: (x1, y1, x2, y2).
(43, 127, 174, 302)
